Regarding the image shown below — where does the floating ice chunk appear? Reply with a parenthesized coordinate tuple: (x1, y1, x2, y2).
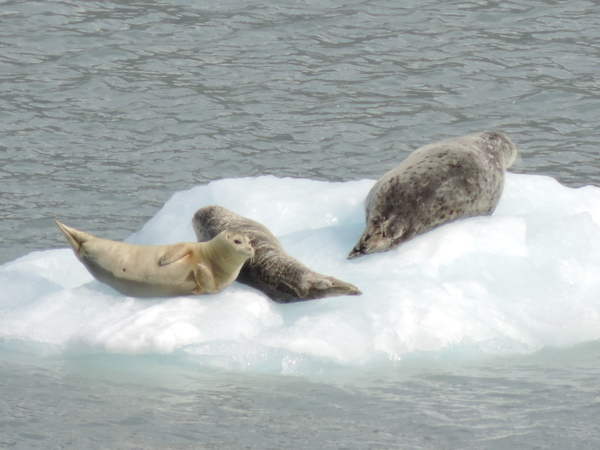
(2, 173, 600, 374)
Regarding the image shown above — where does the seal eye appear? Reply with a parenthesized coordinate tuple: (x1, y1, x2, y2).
(234, 239, 242, 245)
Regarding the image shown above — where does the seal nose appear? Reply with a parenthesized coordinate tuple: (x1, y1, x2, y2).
(347, 246, 363, 260)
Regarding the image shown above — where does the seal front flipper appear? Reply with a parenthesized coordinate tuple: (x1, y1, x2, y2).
(192, 263, 216, 294)
(158, 244, 192, 266)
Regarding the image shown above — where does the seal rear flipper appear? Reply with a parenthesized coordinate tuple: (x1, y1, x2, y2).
(305, 274, 362, 299)
(158, 244, 192, 266)
(54, 220, 95, 252)
(323, 279, 362, 297)
(192, 263, 216, 294)
(234, 270, 298, 303)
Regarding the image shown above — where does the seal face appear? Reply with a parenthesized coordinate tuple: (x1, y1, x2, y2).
(55, 220, 253, 297)
(348, 131, 519, 259)
(192, 206, 362, 303)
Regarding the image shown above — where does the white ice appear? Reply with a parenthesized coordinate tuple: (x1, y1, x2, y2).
(2, 173, 600, 374)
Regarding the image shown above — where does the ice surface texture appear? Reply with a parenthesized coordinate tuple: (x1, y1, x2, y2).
(2, 174, 600, 374)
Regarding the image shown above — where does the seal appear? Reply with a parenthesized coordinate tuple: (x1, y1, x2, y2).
(192, 206, 362, 303)
(55, 220, 254, 297)
(348, 131, 519, 259)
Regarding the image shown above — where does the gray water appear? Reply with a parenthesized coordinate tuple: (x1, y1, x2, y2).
(3, 344, 600, 449)
(2, 0, 600, 448)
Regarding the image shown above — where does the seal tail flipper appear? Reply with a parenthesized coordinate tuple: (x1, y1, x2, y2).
(305, 275, 362, 299)
(54, 220, 95, 252)
(324, 279, 362, 297)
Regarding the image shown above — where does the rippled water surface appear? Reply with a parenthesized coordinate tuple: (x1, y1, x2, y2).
(2, 0, 600, 448)
(3, 344, 600, 449)
(2, 0, 600, 263)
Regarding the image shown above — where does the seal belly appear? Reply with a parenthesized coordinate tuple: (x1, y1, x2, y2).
(81, 256, 196, 297)
(79, 240, 196, 293)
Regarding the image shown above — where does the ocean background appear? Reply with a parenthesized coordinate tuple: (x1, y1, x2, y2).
(2, 0, 600, 448)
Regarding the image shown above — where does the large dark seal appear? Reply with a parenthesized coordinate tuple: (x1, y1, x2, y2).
(348, 131, 519, 259)
(55, 220, 254, 297)
(193, 206, 362, 303)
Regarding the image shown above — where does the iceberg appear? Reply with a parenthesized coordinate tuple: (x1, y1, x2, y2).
(2, 173, 600, 374)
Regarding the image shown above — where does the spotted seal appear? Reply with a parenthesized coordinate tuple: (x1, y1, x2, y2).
(348, 131, 519, 259)
(192, 206, 362, 303)
(55, 220, 254, 297)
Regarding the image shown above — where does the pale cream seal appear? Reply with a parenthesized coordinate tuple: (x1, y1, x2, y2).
(55, 220, 254, 297)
